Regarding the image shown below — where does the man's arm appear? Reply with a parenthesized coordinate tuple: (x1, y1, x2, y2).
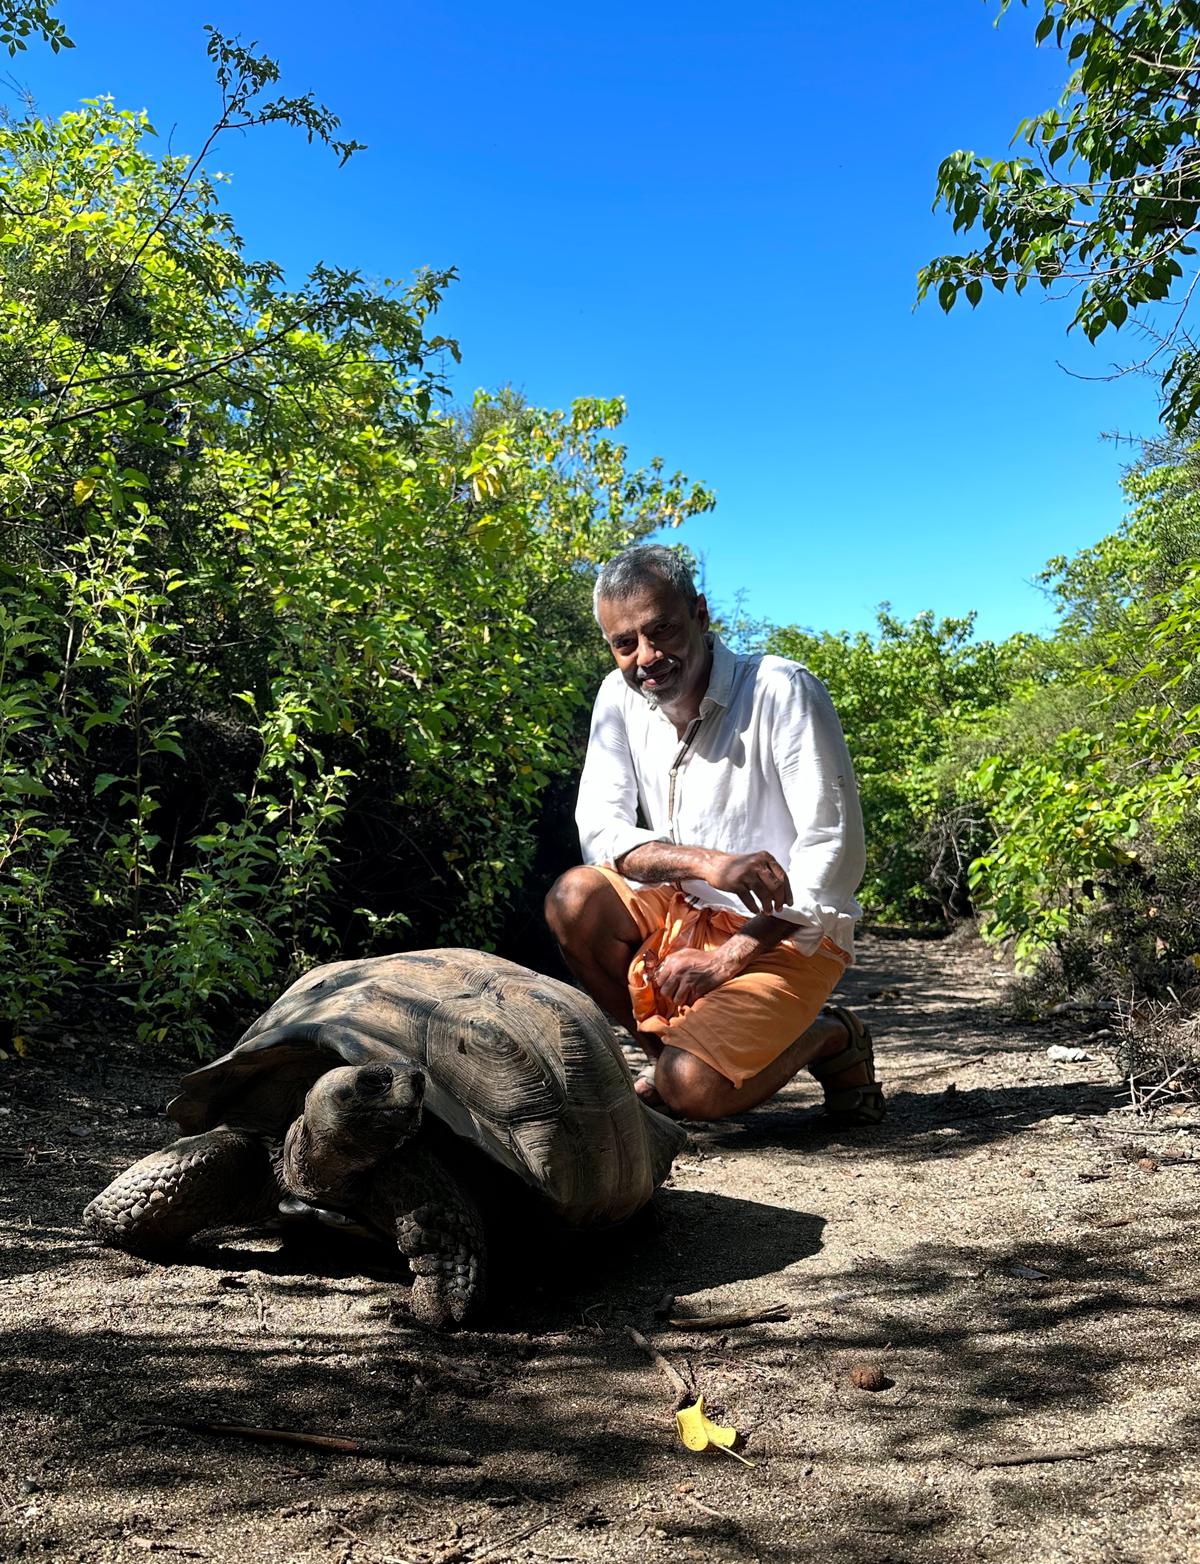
(617, 841, 799, 1008)
(576, 686, 671, 867)
(615, 841, 794, 918)
(769, 668, 866, 932)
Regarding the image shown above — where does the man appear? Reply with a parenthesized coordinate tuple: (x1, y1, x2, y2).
(544, 545, 883, 1124)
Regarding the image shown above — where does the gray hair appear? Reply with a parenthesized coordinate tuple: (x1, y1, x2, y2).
(592, 545, 699, 623)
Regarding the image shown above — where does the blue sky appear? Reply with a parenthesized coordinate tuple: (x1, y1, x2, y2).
(10, 1, 1166, 641)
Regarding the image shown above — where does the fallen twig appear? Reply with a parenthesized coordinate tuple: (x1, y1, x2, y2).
(1133, 1065, 1191, 1114)
(667, 1302, 789, 1331)
(626, 1326, 692, 1407)
(164, 1419, 475, 1466)
(128, 1541, 206, 1557)
(970, 1445, 1109, 1468)
(681, 1492, 732, 1523)
(472, 1514, 551, 1564)
(914, 1054, 988, 1079)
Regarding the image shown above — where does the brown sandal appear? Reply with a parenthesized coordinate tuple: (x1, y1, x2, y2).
(808, 1005, 886, 1125)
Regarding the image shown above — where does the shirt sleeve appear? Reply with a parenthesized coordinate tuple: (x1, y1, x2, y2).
(576, 680, 671, 867)
(768, 668, 866, 932)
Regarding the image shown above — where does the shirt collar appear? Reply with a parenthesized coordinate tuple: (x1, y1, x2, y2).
(699, 634, 734, 712)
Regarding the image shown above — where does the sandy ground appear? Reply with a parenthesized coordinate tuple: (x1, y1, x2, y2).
(2, 932, 1199, 1564)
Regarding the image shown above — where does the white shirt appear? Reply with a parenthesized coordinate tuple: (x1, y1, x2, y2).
(576, 636, 866, 957)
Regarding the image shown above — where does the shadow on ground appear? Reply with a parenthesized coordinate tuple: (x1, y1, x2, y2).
(2, 1216, 1194, 1564)
(3, 932, 1196, 1563)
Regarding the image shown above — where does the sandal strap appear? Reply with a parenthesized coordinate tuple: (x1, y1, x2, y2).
(823, 1081, 887, 1125)
(808, 1005, 875, 1083)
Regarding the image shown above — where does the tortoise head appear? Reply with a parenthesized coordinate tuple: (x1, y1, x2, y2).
(282, 1063, 425, 1203)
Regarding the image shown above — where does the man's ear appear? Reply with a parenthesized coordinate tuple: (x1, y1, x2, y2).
(695, 593, 710, 631)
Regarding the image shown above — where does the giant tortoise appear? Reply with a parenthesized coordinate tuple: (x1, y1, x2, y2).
(84, 949, 686, 1327)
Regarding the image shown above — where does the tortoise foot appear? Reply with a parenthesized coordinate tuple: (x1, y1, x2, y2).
(367, 1153, 486, 1329)
(400, 1205, 485, 1329)
(83, 1129, 277, 1254)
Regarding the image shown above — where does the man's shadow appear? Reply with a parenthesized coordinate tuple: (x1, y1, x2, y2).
(690, 1077, 1126, 1158)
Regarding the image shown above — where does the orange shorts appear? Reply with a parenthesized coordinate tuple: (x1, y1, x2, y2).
(592, 865, 849, 1089)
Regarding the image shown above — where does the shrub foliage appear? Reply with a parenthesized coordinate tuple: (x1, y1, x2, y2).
(0, 57, 712, 1048)
(766, 448, 1200, 1019)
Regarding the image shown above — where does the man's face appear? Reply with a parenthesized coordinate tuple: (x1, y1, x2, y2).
(596, 580, 711, 714)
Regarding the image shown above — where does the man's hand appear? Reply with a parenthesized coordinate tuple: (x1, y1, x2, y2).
(707, 850, 793, 917)
(650, 945, 740, 1009)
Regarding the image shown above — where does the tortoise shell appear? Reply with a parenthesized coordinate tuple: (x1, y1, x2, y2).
(168, 949, 685, 1227)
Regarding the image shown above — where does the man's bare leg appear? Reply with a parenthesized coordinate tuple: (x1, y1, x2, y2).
(654, 1021, 867, 1121)
(544, 866, 657, 1049)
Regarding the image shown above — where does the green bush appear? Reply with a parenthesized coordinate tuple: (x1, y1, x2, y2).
(965, 450, 1200, 980)
(0, 69, 712, 1050)
(766, 609, 1029, 921)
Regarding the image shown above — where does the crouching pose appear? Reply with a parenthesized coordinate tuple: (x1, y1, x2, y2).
(546, 545, 884, 1125)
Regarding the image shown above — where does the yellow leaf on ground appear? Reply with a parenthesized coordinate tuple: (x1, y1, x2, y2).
(12, 1034, 28, 1056)
(675, 1397, 754, 1465)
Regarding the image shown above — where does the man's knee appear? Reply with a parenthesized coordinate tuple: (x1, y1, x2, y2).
(655, 1048, 737, 1121)
(544, 865, 607, 943)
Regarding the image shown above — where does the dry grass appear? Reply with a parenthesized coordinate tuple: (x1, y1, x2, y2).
(1114, 985, 1200, 1111)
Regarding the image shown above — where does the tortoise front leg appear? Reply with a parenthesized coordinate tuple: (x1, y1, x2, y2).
(83, 1129, 279, 1254)
(363, 1148, 486, 1329)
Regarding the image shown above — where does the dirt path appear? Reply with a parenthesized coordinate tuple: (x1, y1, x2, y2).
(2, 934, 1198, 1564)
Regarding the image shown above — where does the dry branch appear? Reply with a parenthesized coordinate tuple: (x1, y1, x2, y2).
(625, 1326, 692, 1407)
(166, 1419, 475, 1465)
(970, 1445, 1110, 1468)
(667, 1302, 790, 1331)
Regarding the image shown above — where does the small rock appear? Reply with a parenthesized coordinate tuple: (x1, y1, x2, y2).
(1019, 1166, 1036, 1179)
(1047, 1045, 1090, 1063)
(1137, 1157, 1159, 1172)
(849, 1364, 892, 1392)
(67, 1124, 92, 1138)
(20, 1478, 42, 1495)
